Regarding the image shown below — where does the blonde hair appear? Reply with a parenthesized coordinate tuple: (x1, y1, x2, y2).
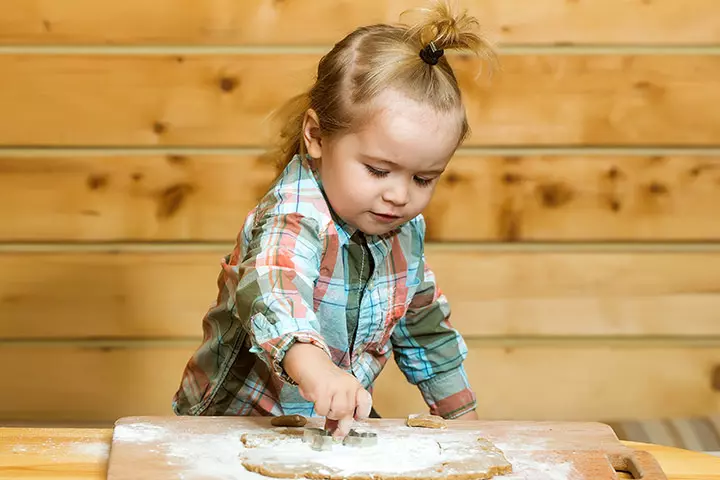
(268, 0, 496, 171)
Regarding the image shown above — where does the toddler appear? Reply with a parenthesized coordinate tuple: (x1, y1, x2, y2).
(174, 0, 496, 438)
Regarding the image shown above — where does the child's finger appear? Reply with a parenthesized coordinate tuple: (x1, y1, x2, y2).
(326, 391, 351, 420)
(332, 416, 354, 439)
(354, 388, 372, 420)
(313, 394, 331, 417)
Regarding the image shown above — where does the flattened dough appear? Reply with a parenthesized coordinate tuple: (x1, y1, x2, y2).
(239, 430, 512, 480)
(406, 413, 446, 429)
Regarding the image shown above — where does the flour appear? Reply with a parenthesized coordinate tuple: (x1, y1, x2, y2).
(166, 431, 266, 480)
(109, 422, 582, 480)
(10, 440, 62, 459)
(71, 442, 110, 458)
(493, 438, 579, 479)
(10, 440, 110, 463)
(113, 423, 169, 443)
(241, 431, 513, 479)
(499, 453, 577, 480)
(495, 438, 551, 452)
(245, 435, 449, 475)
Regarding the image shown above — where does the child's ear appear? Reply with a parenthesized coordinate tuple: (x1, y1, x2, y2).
(302, 109, 323, 159)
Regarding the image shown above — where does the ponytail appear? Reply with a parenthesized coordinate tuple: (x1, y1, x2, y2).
(266, 0, 497, 171)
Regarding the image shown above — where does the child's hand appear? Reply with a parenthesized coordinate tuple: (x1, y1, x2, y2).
(300, 367, 372, 438)
(283, 343, 372, 438)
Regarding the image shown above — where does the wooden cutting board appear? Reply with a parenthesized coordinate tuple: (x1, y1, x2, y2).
(106, 416, 667, 480)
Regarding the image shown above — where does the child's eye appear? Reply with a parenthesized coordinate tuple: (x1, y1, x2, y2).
(413, 176, 434, 187)
(365, 165, 389, 178)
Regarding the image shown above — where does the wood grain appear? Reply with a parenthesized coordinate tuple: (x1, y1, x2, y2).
(1, 55, 719, 146)
(105, 416, 666, 480)
(2, 249, 720, 340)
(2, 153, 720, 241)
(2, 428, 717, 480)
(2, 0, 719, 45)
(626, 441, 720, 477)
(0, 346, 187, 422)
(0, 428, 112, 479)
(373, 346, 720, 422)
(428, 154, 720, 241)
(0, 344, 717, 422)
(0, 154, 276, 241)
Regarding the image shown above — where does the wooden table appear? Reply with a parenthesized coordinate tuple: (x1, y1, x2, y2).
(1, 427, 719, 479)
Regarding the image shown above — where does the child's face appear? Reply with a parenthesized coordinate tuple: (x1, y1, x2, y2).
(305, 90, 463, 236)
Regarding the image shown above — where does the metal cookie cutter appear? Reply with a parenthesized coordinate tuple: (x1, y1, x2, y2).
(342, 429, 378, 448)
(303, 428, 335, 451)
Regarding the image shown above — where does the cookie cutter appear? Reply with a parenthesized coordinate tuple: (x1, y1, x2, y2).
(302, 427, 378, 450)
(303, 428, 335, 451)
(342, 429, 378, 448)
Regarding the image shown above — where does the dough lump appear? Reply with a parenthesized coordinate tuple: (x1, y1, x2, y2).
(406, 413, 446, 429)
(271, 414, 308, 428)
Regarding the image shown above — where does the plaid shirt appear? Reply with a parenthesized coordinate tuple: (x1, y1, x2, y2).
(173, 155, 476, 419)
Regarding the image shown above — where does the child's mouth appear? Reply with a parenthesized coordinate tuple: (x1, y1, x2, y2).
(371, 212, 401, 223)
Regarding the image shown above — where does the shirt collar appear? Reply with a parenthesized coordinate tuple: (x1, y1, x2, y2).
(300, 154, 400, 255)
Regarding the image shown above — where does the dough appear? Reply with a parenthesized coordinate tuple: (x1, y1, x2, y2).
(239, 430, 512, 480)
(406, 413, 446, 429)
(271, 414, 308, 427)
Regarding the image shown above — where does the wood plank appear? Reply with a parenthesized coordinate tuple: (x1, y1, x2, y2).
(427, 154, 720, 241)
(1, 431, 718, 480)
(2, 0, 719, 45)
(0, 346, 187, 422)
(2, 250, 720, 339)
(3, 153, 720, 241)
(0, 428, 112, 479)
(0, 154, 276, 241)
(372, 346, 720, 421)
(1, 55, 719, 146)
(619, 442, 720, 478)
(103, 418, 659, 480)
(0, 344, 717, 422)
(0, 152, 720, 241)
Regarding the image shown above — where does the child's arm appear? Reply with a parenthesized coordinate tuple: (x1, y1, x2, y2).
(233, 212, 329, 380)
(284, 343, 372, 436)
(390, 251, 477, 420)
(234, 212, 370, 434)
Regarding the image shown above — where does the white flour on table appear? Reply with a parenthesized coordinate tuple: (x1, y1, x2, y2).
(10, 439, 110, 462)
(113, 423, 169, 443)
(110, 421, 582, 480)
(246, 436, 448, 474)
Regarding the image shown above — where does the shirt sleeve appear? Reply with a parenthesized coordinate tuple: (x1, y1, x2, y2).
(235, 212, 331, 384)
(390, 225, 477, 419)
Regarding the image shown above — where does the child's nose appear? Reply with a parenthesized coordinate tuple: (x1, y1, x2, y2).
(382, 180, 410, 207)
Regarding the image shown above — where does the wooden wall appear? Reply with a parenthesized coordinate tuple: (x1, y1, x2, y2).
(1, 0, 719, 425)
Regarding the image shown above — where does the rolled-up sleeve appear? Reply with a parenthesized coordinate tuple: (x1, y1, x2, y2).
(235, 212, 330, 384)
(390, 253, 477, 419)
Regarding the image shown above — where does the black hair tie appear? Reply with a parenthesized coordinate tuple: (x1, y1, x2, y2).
(419, 41, 444, 66)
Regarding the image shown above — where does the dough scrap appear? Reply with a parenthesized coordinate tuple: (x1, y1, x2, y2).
(271, 414, 308, 427)
(239, 431, 512, 480)
(406, 413, 446, 429)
